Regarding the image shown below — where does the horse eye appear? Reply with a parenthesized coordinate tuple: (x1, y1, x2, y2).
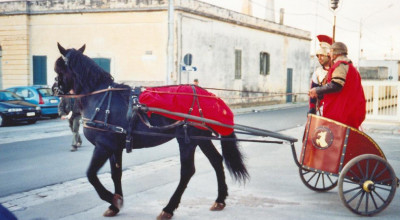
(54, 77, 58, 82)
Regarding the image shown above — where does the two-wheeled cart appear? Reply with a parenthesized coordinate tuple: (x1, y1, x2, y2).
(298, 114, 398, 216)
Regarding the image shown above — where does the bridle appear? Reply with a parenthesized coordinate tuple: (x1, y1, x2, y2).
(61, 50, 73, 66)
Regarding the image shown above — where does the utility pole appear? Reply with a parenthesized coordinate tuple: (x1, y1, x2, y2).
(167, 0, 174, 85)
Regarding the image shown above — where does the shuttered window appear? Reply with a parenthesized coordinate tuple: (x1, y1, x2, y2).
(33, 56, 47, 85)
(235, 49, 242, 79)
(260, 52, 270, 75)
(93, 58, 111, 72)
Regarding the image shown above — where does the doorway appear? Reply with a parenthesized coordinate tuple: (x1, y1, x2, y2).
(286, 68, 293, 103)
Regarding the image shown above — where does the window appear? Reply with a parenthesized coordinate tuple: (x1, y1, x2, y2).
(37, 88, 53, 97)
(93, 58, 111, 72)
(260, 52, 270, 75)
(235, 49, 242, 79)
(16, 88, 34, 98)
(33, 56, 47, 85)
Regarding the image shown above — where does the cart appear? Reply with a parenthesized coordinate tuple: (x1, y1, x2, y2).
(135, 106, 398, 216)
(299, 114, 398, 216)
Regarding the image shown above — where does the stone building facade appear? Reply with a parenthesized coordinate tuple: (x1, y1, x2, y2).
(0, 0, 311, 105)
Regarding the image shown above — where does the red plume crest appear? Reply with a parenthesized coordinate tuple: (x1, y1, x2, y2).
(317, 35, 333, 45)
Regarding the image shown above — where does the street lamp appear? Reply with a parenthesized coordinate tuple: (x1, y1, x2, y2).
(330, 0, 340, 42)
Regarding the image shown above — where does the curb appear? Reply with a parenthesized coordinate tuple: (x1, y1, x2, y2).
(233, 102, 308, 115)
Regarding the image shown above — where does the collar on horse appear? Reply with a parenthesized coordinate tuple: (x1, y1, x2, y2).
(81, 85, 136, 137)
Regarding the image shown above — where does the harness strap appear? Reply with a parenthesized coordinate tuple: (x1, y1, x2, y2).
(193, 86, 205, 124)
(137, 112, 185, 130)
(186, 121, 219, 137)
(182, 85, 202, 143)
(90, 90, 110, 121)
(104, 90, 113, 125)
(82, 118, 126, 134)
(125, 89, 136, 153)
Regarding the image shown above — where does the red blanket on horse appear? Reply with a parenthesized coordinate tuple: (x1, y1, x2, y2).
(139, 85, 234, 136)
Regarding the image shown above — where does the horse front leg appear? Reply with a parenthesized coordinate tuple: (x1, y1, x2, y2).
(199, 140, 228, 211)
(157, 141, 196, 220)
(103, 149, 124, 217)
(86, 145, 123, 217)
(110, 149, 123, 196)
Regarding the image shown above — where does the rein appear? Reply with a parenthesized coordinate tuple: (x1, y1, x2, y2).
(58, 86, 307, 100)
(57, 87, 130, 98)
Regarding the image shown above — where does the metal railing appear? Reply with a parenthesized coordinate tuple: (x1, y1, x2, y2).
(362, 81, 400, 122)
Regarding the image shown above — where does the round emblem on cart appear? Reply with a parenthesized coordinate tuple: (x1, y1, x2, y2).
(311, 126, 334, 149)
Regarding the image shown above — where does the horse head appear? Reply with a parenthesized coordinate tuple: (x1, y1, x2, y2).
(53, 43, 86, 95)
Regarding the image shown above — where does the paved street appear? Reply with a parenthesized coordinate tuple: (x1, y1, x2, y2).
(1, 103, 399, 220)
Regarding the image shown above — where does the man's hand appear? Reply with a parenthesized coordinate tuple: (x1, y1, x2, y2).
(308, 88, 318, 99)
(61, 111, 73, 120)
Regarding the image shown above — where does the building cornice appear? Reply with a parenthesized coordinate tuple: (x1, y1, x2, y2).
(0, 0, 310, 41)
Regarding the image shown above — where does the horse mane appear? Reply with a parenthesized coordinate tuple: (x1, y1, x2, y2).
(67, 49, 115, 94)
(55, 46, 131, 106)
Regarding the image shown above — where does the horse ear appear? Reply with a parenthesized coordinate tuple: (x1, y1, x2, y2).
(78, 44, 86, 53)
(57, 42, 67, 56)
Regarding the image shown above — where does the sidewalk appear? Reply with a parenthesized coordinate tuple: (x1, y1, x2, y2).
(361, 120, 400, 135)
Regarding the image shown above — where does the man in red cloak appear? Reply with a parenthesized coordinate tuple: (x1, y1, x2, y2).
(308, 42, 366, 129)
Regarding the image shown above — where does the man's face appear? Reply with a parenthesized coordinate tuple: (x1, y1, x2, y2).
(317, 54, 330, 66)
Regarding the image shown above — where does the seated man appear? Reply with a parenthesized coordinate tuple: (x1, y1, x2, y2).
(308, 42, 366, 129)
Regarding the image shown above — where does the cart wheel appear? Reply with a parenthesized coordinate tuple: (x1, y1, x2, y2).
(299, 167, 338, 192)
(338, 154, 397, 216)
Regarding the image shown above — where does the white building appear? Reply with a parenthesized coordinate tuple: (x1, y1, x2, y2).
(359, 60, 400, 81)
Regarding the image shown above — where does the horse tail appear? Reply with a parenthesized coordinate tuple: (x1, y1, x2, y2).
(221, 132, 249, 183)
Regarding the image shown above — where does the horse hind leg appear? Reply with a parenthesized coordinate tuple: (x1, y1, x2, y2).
(199, 140, 227, 211)
(157, 141, 197, 220)
(86, 146, 122, 217)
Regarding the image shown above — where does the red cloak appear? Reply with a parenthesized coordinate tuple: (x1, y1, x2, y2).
(322, 61, 366, 128)
(139, 85, 234, 136)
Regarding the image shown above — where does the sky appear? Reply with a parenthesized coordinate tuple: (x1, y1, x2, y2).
(1, 0, 398, 64)
(199, 0, 400, 65)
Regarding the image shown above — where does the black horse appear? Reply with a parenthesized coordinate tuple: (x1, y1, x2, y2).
(53, 43, 249, 219)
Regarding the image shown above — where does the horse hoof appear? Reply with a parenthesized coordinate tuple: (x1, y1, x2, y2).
(210, 202, 226, 211)
(112, 194, 123, 209)
(156, 211, 173, 220)
(103, 208, 119, 217)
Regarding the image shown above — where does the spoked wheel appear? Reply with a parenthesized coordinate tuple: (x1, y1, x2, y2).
(338, 154, 398, 216)
(299, 167, 338, 192)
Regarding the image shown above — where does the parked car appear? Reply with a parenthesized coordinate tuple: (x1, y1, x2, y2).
(6, 85, 60, 118)
(0, 90, 41, 126)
